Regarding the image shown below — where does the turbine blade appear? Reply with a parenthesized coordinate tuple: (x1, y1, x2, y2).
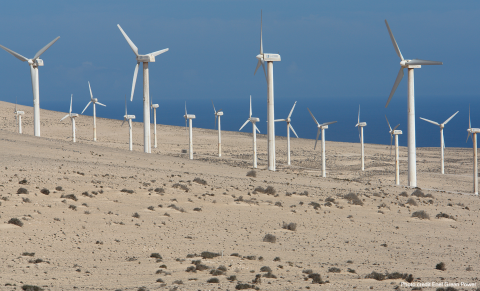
(289, 124, 299, 138)
(393, 124, 400, 131)
(60, 114, 69, 122)
(384, 20, 404, 61)
(443, 111, 459, 125)
(467, 132, 471, 143)
(239, 119, 249, 131)
(131, 62, 139, 101)
(249, 95, 252, 118)
(96, 102, 106, 107)
(469, 105, 471, 130)
(307, 108, 319, 125)
(390, 134, 393, 156)
(125, 95, 127, 115)
(88, 81, 94, 99)
(255, 124, 260, 133)
(211, 99, 216, 113)
(419, 117, 439, 126)
(254, 59, 262, 75)
(81, 101, 91, 114)
(215, 115, 217, 129)
(185, 102, 187, 116)
(261, 60, 267, 82)
(385, 115, 392, 131)
(442, 133, 445, 149)
(148, 48, 169, 57)
(407, 59, 443, 66)
(358, 105, 360, 124)
(288, 101, 297, 119)
(117, 24, 139, 57)
(122, 118, 126, 127)
(321, 121, 337, 126)
(386, 67, 404, 108)
(0, 44, 29, 62)
(260, 10, 263, 55)
(70, 94, 73, 114)
(274, 119, 286, 122)
(314, 128, 320, 150)
(33, 36, 60, 60)
(358, 126, 361, 141)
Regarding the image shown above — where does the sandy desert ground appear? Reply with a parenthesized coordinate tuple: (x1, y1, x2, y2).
(0, 100, 479, 291)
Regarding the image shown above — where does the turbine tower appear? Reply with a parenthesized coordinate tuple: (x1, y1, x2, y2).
(239, 96, 261, 168)
(122, 95, 135, 151)
(466, 106, 479, 195)
(384, 19, 443, 187)
(419, 111, 459, 174)
(274, 101, 298, 165)
(60, 95, 79, 143)
(307, 108, 337, 178)
(184, 103, 196, 160)
(14, 97, 24, 134)
(254, 10, 281, 172)
(0, 36, 60, 137)
(151, 100, 159, 149)
(386, 115, 402, 185)
(117, 24, 168, 154)
(81, 81, 106, 142)
(355, 105, 367, 171)
(212, 100, 223, 157)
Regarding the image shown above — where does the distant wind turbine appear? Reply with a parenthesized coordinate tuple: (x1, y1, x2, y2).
(212, 100, 223, 157)
(419, 111, 459, 174)
(81, 82, 106, 142)
(384, 19, 443, 187)
(239, 96, 260, 168)
(151, 101, 159, 149)
(0, 36, 60, 137)
(60, 95, 79, 143)
(274, 101, 298, 166)
(184, 103, 196, 160)
(355, 105, 367, 171)
(307, 108, 337, 178)
(117, 24, 169, 154)
(466, 105, 479, 195)
(386, 115, 402, 185)
(14, 97, 24, 134)
(122, 95, 135, 151)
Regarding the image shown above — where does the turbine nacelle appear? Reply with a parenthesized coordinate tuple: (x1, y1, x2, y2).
(216, 111, 223, 116)
(151, 104, 159, 109)
(400, 60, 421, 68)
(356, 122, 367, 127)
(392, 130, 402, 135)
(70, 113, 79, 118)
(468, 128, 480, 134)
(318, 124, 329, 130)
(125, 114, 135, 120)
(184, 114, 196, 119)
(92, 98, 98, 103)
(137, 55, 155, 63)
(250, 117, 260, 123)
(28, 59, 44, 67)
(16, 111, 25, 115)
(257, 53, 281, 62)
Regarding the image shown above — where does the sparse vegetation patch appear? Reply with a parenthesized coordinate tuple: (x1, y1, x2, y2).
(412, 210, 430, 220)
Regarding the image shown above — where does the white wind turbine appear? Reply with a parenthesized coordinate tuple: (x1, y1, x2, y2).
(212, 100, 223, 157)
(60, 95, 79, 143)
(122, 95, 135, 151)
(466, 106, 480, 195)
(151, 100, 159, 149)
(117, 24, 169, 154)
(184, 103, 196, 160)
(254, 10, 281, 172)
(274, 101, 298, 166)
(81, 81, 106, 142)
(419, 111, 459, 174)
(355, 105, 367, 171)
(239, 96, 261, 168)
(384, 19, 443, 187)
(0, 36, 60, 137)
(14, 97, 24, 134)
(386, 115, 402, 185)
(307, 108, 337, 178)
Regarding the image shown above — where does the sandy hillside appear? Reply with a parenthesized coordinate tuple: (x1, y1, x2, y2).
(0, 100, 479, 291)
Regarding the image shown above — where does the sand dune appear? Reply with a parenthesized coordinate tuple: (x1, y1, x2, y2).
(1, 100, 479, 290)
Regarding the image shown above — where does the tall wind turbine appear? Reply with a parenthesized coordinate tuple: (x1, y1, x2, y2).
(419, 111, 459, 174)
(117, 24, 169, 154)
(184, 103, 196, 160)
(122, 95, 135, 151)
(307, 108, 337, 178)
(239, 96, 261, 168)
(355, 105, 367, 171)
(466, 106, 479, 195)
(212, 100, 223, 157)
(151, 100, 159, 149)
(81, 81, 106, 142)
(254, 10, 281, 172)
(274, 101, 298, 165)
(386, 115, 402, 185)
(60, 95, 79, 143)
(0, 36, 60, 137)
(14, 97, 24, 134)
(384, 19, 443, 187)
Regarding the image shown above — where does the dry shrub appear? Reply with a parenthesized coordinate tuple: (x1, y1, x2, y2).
(406, 198, 417, 206)
(263, 234, 276, 243)
(246, 170, 257, 177)
(193, 177, 207, 185)
(17, 188, 28, 194)
(411, 189, 433, 198)
(412, 210, 429, 220)
(343, 193, 363, 206)
(282, 222, 297, 231)
(8, 218, 23, 227)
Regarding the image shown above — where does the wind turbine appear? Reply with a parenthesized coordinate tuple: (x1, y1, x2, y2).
(254, 10, 281, 172)
(151, 100, 159, 149)
(386, 115, 402, 185)
(212, 100, 223, 157)
(355, 105, 367, 171)
(274, 101, 298, 165)
(0, 36, 60, 137)
(14, 97, 24, 134)
(122, 95, 135, 151)
(419, 111, 459, 174)
(184, 103, 196, 160)
(60, 95, 79, 143)
(81, 82, 106, 142)
(307, 108, 337, 178)
(239, 96, 260, 168)
(384, 19, 443, 187)
(117, 24, 169, 154)
(466, 106, 479, 195)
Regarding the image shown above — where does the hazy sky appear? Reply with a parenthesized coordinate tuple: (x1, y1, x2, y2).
(1, 1, 480, 146)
